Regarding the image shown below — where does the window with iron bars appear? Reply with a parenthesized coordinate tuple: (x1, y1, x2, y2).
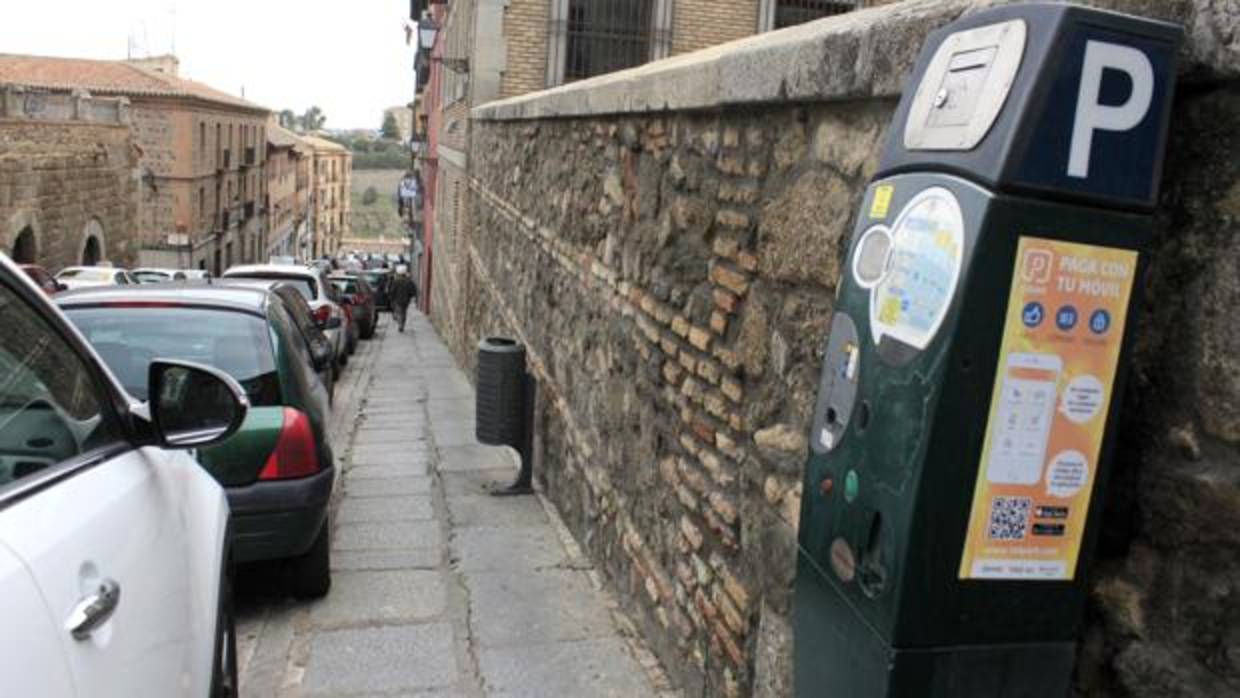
(774, 0, 856, 29)
(563, 0, 656, 82)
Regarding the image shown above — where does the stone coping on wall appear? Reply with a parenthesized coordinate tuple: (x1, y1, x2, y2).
(472, 0, 1237, 122)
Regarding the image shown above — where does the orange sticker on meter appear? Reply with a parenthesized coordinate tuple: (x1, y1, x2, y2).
(958, 237, 1137, 581)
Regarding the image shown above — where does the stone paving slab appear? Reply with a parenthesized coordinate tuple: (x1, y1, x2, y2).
(308, 569, 446, 629)
(347, 461, 430, 479)
(430, 423, 479, 448)
(346, 476, 433, 498)
(479, 637, 652, 697)
(353, 427, 430, 444)
(335, 519, 442, 551)
(338, 495, 434, 523)
(445, 495, 548, 529)
(438, 444, 519, 472)
(301, 623, 458, 696)
(332, 548, 441, 572)
(466, 569, 617, 648)
(351, 443, 433, 462)
(451, 526, 569, 572)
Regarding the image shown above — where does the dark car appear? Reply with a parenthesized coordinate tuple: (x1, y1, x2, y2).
(354, 269, 392, 312)
(222, 278, 338, 400)
(58, 283, 337, 598)
(328, 273, 377, 339)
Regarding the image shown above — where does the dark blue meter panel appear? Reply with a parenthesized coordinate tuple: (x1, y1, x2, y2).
(876, 4, 1181, 212)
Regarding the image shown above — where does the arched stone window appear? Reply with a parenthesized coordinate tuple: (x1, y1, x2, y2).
(11, 226, 36, 264)
(81, 219, 105, 265)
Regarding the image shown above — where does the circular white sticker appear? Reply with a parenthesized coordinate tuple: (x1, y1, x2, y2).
(869, 187, 965, 349)
(852, 225, 893, 289)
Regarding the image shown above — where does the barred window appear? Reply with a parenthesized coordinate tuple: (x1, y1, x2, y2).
(564, 0, 655, 82)
(774, 0, 856, 29)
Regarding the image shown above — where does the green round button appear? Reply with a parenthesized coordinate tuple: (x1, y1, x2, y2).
(844, 470, 859, 503)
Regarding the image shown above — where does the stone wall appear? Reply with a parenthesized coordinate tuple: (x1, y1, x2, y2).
(436, 1, 1240, 696)
(0, 91, 139, 270)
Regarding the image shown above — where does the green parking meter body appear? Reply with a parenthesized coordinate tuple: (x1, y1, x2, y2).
(793, 5, 1180, 698)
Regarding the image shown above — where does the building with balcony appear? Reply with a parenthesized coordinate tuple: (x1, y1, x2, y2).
(302, 136, 352, 259)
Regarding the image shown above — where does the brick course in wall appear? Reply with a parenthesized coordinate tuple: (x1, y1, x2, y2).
(501, 0, 550, 98)
(673, 0, 760, 55)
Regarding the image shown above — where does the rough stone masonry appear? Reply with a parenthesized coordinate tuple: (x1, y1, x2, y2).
(428, 1, 1240, 696)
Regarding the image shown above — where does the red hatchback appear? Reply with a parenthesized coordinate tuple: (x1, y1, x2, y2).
(19, 264, 62, 295)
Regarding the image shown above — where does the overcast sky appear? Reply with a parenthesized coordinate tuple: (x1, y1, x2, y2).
(3, 0, 416, 130)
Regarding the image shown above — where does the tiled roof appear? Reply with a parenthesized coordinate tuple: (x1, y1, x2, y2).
(0, 54, 267, 112)
(301, 135, 350, 153)
(268, 123, 303, 148)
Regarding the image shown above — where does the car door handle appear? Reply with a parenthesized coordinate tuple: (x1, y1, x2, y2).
(64, 578, 121, 640)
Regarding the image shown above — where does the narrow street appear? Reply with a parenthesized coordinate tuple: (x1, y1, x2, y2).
(235, 311, 670, 697)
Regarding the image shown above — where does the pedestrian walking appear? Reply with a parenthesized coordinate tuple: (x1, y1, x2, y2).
(389, 266, 417, 332)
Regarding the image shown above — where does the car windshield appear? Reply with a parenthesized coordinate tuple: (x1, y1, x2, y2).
(360, 272, 388, 287)
(228, 274, 316, 300)
(58, 268, 113, 281)
(133, 271, 170, 283)
(64, 305, 281, 405)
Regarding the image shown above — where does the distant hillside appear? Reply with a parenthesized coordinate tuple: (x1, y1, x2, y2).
(324, 133, 411, 169)
(351, 169, 406, 239)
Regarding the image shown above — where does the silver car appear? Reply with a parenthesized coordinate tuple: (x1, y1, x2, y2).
(220, 264, 351, 368)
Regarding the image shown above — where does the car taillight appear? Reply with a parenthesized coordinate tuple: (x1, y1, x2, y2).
(258, 408, 320, 480)
(312, 305, 331, 326)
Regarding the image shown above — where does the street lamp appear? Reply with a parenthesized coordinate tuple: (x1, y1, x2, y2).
(417, 18, 469, 73)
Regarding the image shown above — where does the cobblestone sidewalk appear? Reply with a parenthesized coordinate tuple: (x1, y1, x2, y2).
(238, 311, 670, 697)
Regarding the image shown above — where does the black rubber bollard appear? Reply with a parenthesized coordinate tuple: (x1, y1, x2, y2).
(475, 337, 535, 496)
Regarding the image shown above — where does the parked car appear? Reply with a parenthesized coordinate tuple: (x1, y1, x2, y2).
(221, 264, 350, 369)
(221, 278, 338, 401)
(55, 265, 138, 290)
(184, 269, 212, 280)
(19, 264, 63, 294)
(58, 283, 337, 598)
(0, 253, 244, 697)
(329, 273, 377, 340)
(132, 267, 189, 283)
(355, 268, 392, 312)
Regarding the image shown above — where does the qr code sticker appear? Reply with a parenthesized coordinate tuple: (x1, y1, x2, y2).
(987, 497, 1032, 541)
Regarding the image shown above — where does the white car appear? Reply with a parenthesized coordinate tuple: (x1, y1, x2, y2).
(221, 264, 352, 368)
(132, 267, 189, 284)
(55, 266, 138, 290)
(0, 253, 246, 697)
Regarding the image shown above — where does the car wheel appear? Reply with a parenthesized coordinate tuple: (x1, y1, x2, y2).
(209, 568, 238, 698)
(285, 522, 331, 599)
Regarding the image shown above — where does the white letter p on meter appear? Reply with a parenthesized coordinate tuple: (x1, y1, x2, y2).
(1068, 40, 1155, 179)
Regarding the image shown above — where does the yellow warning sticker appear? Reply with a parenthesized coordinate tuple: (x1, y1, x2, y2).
(869, 185, 894, 219)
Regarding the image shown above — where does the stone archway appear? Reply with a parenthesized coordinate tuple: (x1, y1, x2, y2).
(81, 219, 106, 265)
(11, 227, 36, 264)
(7, 211, 41, 264)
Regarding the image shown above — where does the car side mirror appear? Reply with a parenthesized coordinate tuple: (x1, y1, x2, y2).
(147, 359, 249, 448)
(311, 340, 334, 371)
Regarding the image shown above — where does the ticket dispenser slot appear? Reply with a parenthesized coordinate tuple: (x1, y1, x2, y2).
(794, 5, 1180, 698)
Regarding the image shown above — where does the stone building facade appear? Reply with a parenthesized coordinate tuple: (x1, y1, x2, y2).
(430, 0, 1240, 696)
(0, 54, 271, 274)
(265, 122, 311, 260)
(0, 88, 138, 270)
(302, 136, 352, 259)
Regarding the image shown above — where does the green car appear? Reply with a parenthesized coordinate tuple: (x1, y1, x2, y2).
(59, 283, 337, 598)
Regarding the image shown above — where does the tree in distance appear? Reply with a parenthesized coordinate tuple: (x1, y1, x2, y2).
(302, 106, 326, 132)
(362, 186, 378, 206)
(278, 109, 297, 130)
(381, 112, 401, 140)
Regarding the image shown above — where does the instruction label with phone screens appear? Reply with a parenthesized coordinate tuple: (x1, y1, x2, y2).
(959, 237, 1136, 580)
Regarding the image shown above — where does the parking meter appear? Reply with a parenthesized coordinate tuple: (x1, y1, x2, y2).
(793, 5, 1180, 697)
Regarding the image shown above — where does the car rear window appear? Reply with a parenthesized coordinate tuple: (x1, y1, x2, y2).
(329, 278, 359, 294)
(227, 274, 316, 300)
(64, 305, 282, 406)
(133, 271, 170, 283)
